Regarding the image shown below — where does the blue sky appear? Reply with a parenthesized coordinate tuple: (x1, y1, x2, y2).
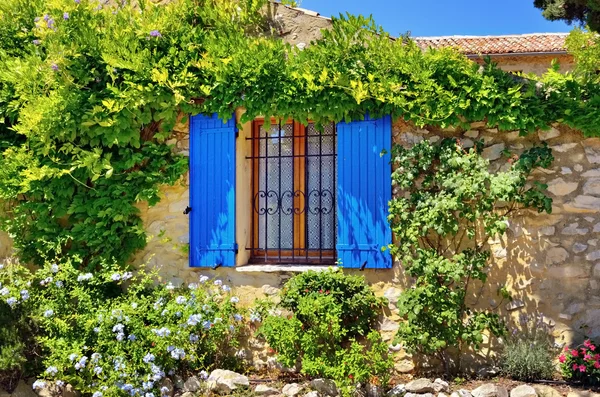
(300, 0, 573, 37)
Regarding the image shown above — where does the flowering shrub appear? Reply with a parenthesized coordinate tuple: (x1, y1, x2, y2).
(258, 268, 392, 397)
(0, 257, 246, 396)
(559, 339, 600, 384)
(500, 314, 557, 381)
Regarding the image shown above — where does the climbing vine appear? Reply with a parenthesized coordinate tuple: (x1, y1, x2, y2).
(0, 0, 598, 267)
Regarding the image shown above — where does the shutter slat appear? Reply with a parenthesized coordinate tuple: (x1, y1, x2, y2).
(190, 113, 236, 268)
(336, 115, 392, 269)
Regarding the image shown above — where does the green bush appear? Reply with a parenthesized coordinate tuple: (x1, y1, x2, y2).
(388, 139, 553, 373)
(258, 267, 392, 397)
(0, 256, 246, 396)
(500, 314, 557, 381)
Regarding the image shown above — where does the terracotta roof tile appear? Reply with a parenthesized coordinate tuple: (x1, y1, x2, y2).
(413, 33, 569, 55)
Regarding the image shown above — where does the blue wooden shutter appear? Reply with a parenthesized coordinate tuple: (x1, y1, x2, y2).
(336, 115, 392, 269)
(189, 113, 237, 268)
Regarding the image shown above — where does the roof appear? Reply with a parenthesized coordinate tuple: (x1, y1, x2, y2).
(413, 33, 569, 56)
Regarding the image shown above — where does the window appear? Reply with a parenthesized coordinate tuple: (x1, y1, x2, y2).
(248, 120, 337, 264)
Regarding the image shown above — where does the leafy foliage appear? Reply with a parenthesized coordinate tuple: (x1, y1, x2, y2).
(0, 0, 598, 270)
(500, 314, 557, 381)
(0, 254, 246, 395)
(534, 0, 600, 32)
(258, 268, 392, 396)
(560, 339, 600, 384)
(388, 138, 554, 373)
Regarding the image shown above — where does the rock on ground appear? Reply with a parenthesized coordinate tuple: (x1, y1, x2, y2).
(510, 385, 537, 397)
(472, 384, 508, 397)
(387, 385, 406, 397)
(13, 381, 37, 397)
(451, 390, 473, 397)
(255, 384, 281, 396)
(310, 379, 338, 397)
(433, 379, 450, 393)
(183, 376, 202, 393)
(532, 385, 561, 397)
(206, 369, 249, 394)
(366, 384, 384, 397)
(405, 393, 434, 397)
(304, 392, 320, 397)
(406, 379, 436, 394)
(282, 383, 303, 397)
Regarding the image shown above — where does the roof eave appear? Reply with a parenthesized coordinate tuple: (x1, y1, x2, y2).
(465, 50, 569, 58)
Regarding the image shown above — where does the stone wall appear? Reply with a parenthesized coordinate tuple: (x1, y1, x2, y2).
(134, 111, 600, 373)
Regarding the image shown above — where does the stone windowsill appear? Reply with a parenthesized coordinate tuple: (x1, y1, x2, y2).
(235, 264, 334, 273)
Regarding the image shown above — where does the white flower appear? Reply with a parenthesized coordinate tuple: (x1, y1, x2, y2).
(222, 285, 231, 292)
(233, 314, 243, 321)
(165, 283, 175, 291)
(56, 381, 65, 388)
(143, 353, 155, 363)
(68, 353, 78, 362)
(131, 302, 138, 309)
(122, 272, 133, 280)
(187, 314, 202, 326)
(250, 311, 261, 323)
(112, 323, 124, 333)
(44, 309, 54, 318)
(111, 273, 121, 281)
(0, 287, 7, 296)
(93, 366, 103, 375)
(92, 392, 103, 397)
(199, 275, 209, 284)
(175, 296, 187, 305)
(116, 332, 125, 341)
(32, 380, 46, 390)
(170, 348, 185, 360)
(128, 334, 136, 341)
(50, 264, 59, 273)
(45, 366, 58, 376)
(188, 283, 198, 290)
(213, 279, 222, 286)
(77, 273, 93, 282)
(199, 370, 208, 380)
(20, 290, 29, 300)
(230, 296, 239, 303)
(6, 297, 17, 307)
(91, 353, 102, 362)
(55, 281, 63, 288)
(189, 334, 199, 343)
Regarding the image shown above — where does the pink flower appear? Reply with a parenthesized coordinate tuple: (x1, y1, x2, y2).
(572, 349, 579, 357)
(579, 364, 586, 372)
(573, 363, 580, 371)
(595, 361, 600, 369)
(591, 345, 597, 352)
(584, 340, 592, 348)
(585, 354, 592, 361)
(559, 355, 566, 363)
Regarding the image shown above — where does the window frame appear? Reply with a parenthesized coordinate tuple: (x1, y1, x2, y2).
(248, 118, 337, 265)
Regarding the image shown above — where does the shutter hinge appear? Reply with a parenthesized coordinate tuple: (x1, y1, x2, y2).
(234, 243, 239, 255)
(359, 261, 368, 271)
(183, 206, 192, 215)
(235, 128, 239, 138)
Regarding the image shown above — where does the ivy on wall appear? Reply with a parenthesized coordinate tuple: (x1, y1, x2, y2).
(0, 0, 598, 267)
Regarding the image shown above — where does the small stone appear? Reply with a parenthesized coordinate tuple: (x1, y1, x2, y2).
(539, 226, 556, 236)
(461, 138, 474, 148)
(559, 313, 573, 320)
(366, 384, 384, 397)
(180, 393, 194, 397)
(545, 247, 569, 265)
(594, 263, 600, 278)
(433, 379, 449, 393)
(585, 145, 600, 164)
(590, 239, 599, 246)
(493, 247, 507, 258)
(394, 359, 415, 373)
(451, 391, 473, 397)
(464, 130, 479, 138)
(62, 385, 79, 397)
(595, 223, 600, 232)
(505, 299, 525, 311)
(169, 199, 188, 213)
(384, 287, 402, 307)
(12, 381, 37, 397)
(405, 379, 435, 394)
(575, 164, 584, 172)
(304, 392, 321, 397)
(539, 128, 560, 140)
(573, 243, 588, 253)
(566, 392, 600, 397)
(564, 196, 600, 212)
(183, 376, 202, 393)
(310, 379, 338, 397)
(255, 385, 281, 396)
(379, 317, 399, 332)
(562, 223, 589, 235)
(207, 370, 249, 394)
(547, 178, 578, 196)
(472, 384, 508, 397)
(173, 375, 185, 390)
(262, 285, 279, 295)
(552, 143, 579, 153)
(561, 167, 573, 175)
(388, 344, 402, 352)
(386, 385, 406, 397)
(482, 143, 505, 161)
(584, 179, 600, 196)
(283, 384, 303, 397)
(587, 250, 600, 261)
(406, 394, 434, 397)
(510, 385, 537, 397)
(548, 265, 588, 279)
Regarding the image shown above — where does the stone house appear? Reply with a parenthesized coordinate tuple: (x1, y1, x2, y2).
(1, 3, 596, 371)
